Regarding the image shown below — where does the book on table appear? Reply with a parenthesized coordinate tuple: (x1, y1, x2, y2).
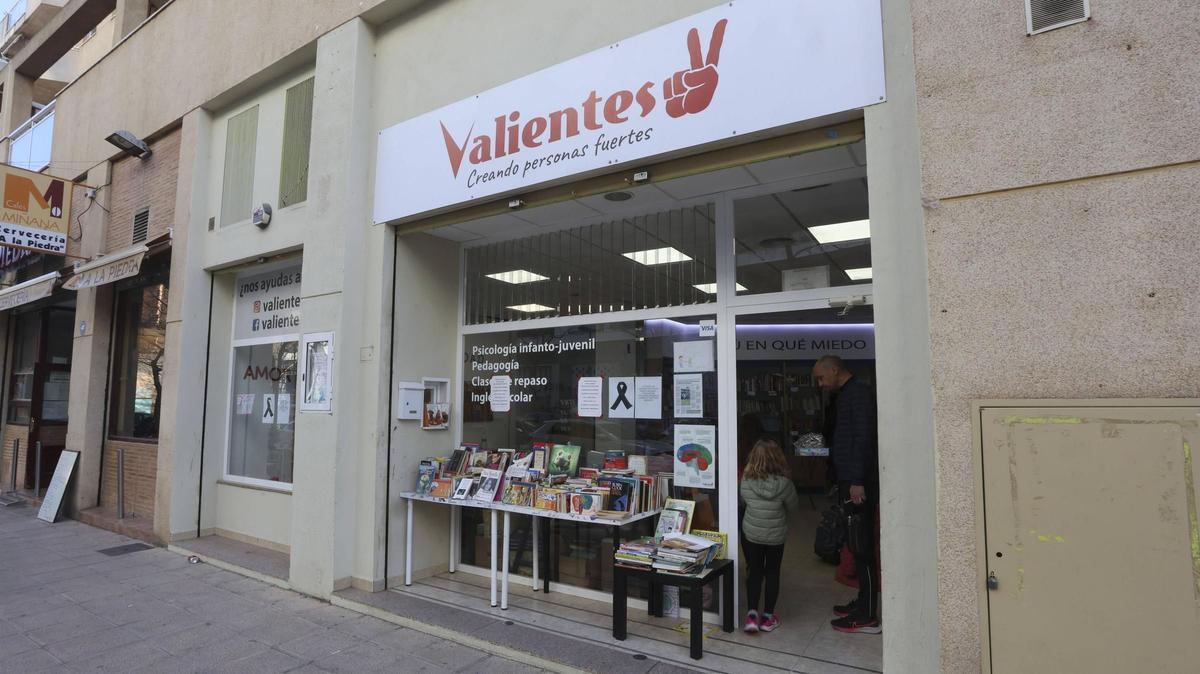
(473, 469, 503, 502)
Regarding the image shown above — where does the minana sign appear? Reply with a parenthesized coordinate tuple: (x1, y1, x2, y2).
(374, 1, 885, 223)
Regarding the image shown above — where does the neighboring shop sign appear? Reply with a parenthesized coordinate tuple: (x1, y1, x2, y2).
(0, 270, 59, 311)
(62, 244, 147, 291)
(234, 262, 302, 339)
(374, 1, 885, 222)
(735, 324, 875, 360)
(0, 162, 75, 255)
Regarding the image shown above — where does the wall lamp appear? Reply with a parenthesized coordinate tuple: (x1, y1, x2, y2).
(105, 130, 151, 158)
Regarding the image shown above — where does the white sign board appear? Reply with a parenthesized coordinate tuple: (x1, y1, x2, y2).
(63, 248, 146, 291)
(37, 450, 79, 523)
(374, 1, 885, 222)
(735, 324, 874, 361)
(674, 424, 716, 489)
(234, 262, 302, 340)
(577, 376, 603, 417)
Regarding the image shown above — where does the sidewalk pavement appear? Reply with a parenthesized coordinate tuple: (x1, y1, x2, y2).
(0, 502, 564, 673)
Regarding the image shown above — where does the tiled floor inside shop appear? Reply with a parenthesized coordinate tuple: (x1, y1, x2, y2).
(394, 500, 882, 674)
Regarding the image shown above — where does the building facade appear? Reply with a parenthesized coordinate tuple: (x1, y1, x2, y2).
(0, 1, 1196, 672)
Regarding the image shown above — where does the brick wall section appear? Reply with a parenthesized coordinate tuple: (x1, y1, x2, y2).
(0, 424, 27, 489)
(99, 438, 158, 520)
(106, 127, 181, 254)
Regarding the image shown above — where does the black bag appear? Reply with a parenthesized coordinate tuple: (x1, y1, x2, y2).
(813, 504, 844, 565)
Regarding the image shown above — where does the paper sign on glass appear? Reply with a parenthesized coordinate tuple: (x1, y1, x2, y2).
(608, 377, 635, 418)
(674, 340, 713, 373)
(674, 424, 716, 489)
(490, 375, 511, 413)
(236, 394, 255, 415)
(674, 373, 704, 418)
(577, 376, 603, 417)
(261, 394, 277, 423)
(634, 376, 662, 420)
(277, 394, 292, 425)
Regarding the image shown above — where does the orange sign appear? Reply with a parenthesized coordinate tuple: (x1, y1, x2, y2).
(0, 162, 74, 256)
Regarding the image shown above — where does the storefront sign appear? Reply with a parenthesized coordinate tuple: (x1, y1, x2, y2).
(374, 1, 885, 223)
(735, 324, 874, 360)
(0, 163, 75, 255)
(62, 245, 147, 291)
(234, 262, 302, 340)
(0, 270, 58, 311)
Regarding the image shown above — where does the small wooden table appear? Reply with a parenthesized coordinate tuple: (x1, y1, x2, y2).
(612, 559, 735, 660)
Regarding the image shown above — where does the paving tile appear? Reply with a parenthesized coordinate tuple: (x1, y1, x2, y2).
(13, 604, 113, 638)
(278, 627, 367, 660)
(0, 645, 68, 672)
(0, 632, 39, 657)
(43, 625, 141, 662)
(65, 640, 175, 673)
(154, 620, 241, 655)
(172, 638, 269, 671)
(331, 614, 401, 641)
(314, 640, 419, 673)
(367, 626, 440, 651)
(294, 604, 362, 628)
(80, 591, 181, 626)
(0, 590, 73, 620)
(408, 638, 490, 671)
(235, 610, 325, 647)
(199, 645, 307, 674)
(123, 610, 208, 640)
(467, 654, 550, 674)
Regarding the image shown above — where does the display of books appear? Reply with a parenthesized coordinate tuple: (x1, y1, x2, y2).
(549, 444, 581, 476)
(569, 491, 605, 516)
(416, 462, 438, 495)
(689, 529, 728, 560)
(429, 478, 453, 499)
(615, 537, 656, 569)
(603, 450, 628, 470)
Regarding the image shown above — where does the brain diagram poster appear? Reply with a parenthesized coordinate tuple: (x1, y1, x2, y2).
(674, 424, 716, 489)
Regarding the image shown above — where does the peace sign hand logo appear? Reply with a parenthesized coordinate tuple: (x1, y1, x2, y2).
(663, 19, 729, 118)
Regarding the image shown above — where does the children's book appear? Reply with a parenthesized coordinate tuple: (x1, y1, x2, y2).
(549, 444, 581, 476)
(502, 480, 535, 507)
(578, 467, 600, 480)
(585, 450, 605, 468)
(654, 508, 689, 542)
(534, 487, 563, 511)
(689, 529, 728, 560)
(416, 462, 438, 495)
(603, 450, 628, 470)
(569, 492, 605, 516)
(530, 442, 551, 471)
(628, 455, 647, 475)
(474, 469, 503, 502)
(429, 478, 453, 499)
(663, 498, 697, 532)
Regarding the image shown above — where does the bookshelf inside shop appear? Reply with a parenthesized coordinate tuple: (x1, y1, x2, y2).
(736, 359, 875, 491)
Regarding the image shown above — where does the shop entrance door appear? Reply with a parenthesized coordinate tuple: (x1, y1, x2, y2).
(14, 307, 73, 494)
(718, 299, 881, 671)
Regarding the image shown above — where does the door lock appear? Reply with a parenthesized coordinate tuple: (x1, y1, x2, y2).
(987, 571, 999, 590)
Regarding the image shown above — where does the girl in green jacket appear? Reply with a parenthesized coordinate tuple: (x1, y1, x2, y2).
(739, 439, 800, 633)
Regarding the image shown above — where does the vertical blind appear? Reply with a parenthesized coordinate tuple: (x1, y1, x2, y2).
(462, 204, 716, 325)
(220, 105, 259, 227)
(279, 78, 315, 208)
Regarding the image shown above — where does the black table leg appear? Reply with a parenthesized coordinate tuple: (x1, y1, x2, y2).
(648, 580, 658, 617)
(721, 566, 734, 633)
(613, 568, 628, 641)
(690, 583, 703, 660)
(542, 517, 551, 594)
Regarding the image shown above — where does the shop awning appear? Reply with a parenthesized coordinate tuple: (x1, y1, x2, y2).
(62, 242, 149, 291)
(0, 271, 60, 311)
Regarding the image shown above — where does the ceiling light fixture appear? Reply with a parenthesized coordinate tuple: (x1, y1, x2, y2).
(622, 246, 692, 266)
(603, 191, 633, 202)
(486, 269, 549, 284)
(507, 303, 555, 313)
(693, 282, 748, 294)
(845, 267, 873, 280)
(808, 219, 870, 244)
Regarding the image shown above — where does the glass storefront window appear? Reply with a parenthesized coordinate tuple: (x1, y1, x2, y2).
(734, 171, 870, 295)
(110, 284, 168, 439)
(7, 317, 38, 424)
(459, 316, 720, 596)
(227, 341, 297, 484)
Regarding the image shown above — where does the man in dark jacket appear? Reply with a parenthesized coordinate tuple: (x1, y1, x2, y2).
(814, 355, 881, 634)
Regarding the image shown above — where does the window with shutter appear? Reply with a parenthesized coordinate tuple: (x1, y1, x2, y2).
(220, 105, 259, 227)
(132, 208, 149, 243)
(279, 77, 315, 208)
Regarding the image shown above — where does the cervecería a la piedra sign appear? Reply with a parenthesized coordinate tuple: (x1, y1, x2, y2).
(0, 163, 74, 256)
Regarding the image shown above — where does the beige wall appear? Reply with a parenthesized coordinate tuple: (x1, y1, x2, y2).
(214, 481, 291, 549)
(910, 1, 1200, 669)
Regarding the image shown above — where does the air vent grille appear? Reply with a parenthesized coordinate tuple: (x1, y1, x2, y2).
(1026, 0, 1090, 35)
(132, 208, 150, 243)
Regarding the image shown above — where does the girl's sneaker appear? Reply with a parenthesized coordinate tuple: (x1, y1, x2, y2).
(744, 611, 759, 633)
(759, 613, 780, 632)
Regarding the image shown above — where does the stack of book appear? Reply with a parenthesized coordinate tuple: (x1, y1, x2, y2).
(651, 533, 718, 575)
(614, 537, 657, 570)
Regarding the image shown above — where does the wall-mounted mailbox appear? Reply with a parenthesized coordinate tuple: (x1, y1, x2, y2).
(396, 381, 424, 420)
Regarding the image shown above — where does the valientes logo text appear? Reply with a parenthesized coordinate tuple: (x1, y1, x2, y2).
(438, 18, 728, 179)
